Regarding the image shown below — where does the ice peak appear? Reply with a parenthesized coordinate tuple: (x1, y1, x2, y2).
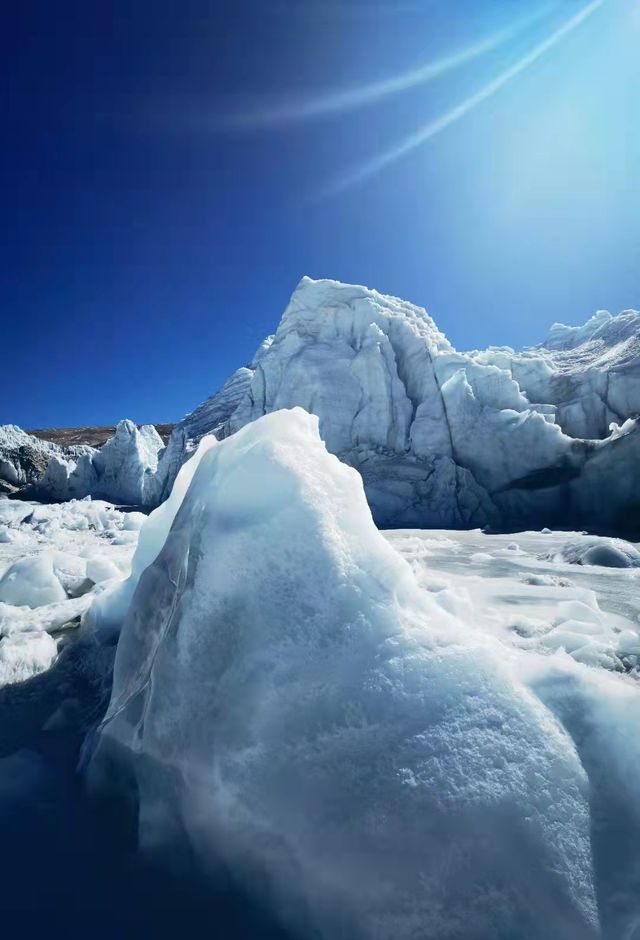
(541, 308, 640, 352)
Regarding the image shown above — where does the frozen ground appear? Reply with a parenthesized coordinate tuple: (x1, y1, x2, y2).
(386, 528, 640, 675)
(0, 498, 143, 686)
(4, 495, 637, 692)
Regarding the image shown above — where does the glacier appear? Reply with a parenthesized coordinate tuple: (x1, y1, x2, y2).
(30, 419, 165, 507)
(0, 410, 639, 934)
(0, 424, 94, 494)
(0, 498, 144, 686)
(87, 408, 640, 939)
(194, 278, 640, 534)
(3, 277, 639, 535)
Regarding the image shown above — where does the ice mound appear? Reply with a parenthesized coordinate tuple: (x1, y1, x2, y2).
(548, 536, 640, 568)
(90, 409, 599, 939)
(0, 555, 67, 608)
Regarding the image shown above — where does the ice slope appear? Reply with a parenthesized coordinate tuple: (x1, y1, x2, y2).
(90, 409, 604, 940)
(387, 526, 640, 938)
(178, 335, 274, 443)
(84, 431, 219, 639)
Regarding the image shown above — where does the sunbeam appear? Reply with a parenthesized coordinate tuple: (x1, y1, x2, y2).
(224, 3, 557, 128)
(320, 0, 609, 197)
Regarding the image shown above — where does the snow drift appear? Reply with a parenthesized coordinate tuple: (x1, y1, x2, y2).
(90, 408, 607, 939)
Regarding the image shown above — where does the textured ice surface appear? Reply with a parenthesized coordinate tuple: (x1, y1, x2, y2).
(90, 409, 633, 940)
(546, 536, 640, 569)
(167, 278, 640, 533)
(7, 280, 640, 534)
(0, 424, 94, 492)
(0, 498, 141, 686)
(33, 419, 165, 506)
(0, 631, 58, 686)
(388, 526, 640, 938)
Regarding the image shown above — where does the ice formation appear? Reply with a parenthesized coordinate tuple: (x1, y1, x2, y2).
(0, 424, 93, 494)
(84, 432, 219, 639)
(33, 419, 165, 506)
(0, 630, 58, 686)
(90, 408, 627, 939)
(0, 498, 144, 686)
(179, 334, 274, 442)
(171, 279, 640, 534)
(545, 535, 640, 569)
(4, 279, 640, 534)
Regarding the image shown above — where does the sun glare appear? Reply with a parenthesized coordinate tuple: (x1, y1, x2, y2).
(320, 0, 610, 196)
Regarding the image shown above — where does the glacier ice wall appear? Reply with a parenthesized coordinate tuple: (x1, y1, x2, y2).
(89, 408, 600, 940)
(7, 277, 640, 533)
(211, 278, 640, 533)
(0, 425, 94, 494)
(33, 419, 165, 506)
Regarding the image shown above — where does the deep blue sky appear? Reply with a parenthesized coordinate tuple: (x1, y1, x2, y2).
(3, 0, 638, 428)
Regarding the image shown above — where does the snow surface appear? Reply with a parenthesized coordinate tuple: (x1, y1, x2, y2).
(0, 498, 142, 686)
(0, 424, 94, 491)
(89, 408, 640, 939)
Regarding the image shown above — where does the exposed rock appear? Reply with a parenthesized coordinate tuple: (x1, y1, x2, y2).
(28, 423, 175, 448)
(0, 425, 94, 492)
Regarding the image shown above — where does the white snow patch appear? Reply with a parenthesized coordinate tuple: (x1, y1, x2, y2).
(0, 631, 57, 685)
(0, 497, 143, 684)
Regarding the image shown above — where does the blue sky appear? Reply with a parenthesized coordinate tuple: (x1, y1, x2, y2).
(3, 0, 638, 428)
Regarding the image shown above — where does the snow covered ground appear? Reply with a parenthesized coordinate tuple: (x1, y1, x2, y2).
(387, 528, 640, 675)
(0, 498, 143, 686)
(3, 493, 637, 691)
